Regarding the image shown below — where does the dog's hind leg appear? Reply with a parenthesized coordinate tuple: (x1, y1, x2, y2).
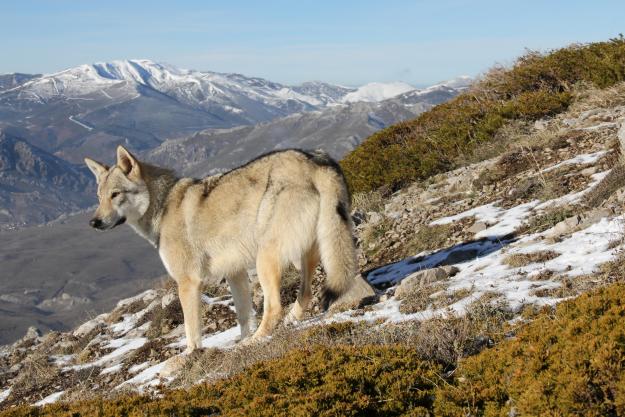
(227, 270, 255, 340)
(252, 245, 283, 339)
(178, 276, 202, 353)
(286, 245, 320, 323)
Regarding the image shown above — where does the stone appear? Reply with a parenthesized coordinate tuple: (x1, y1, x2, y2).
(580, 208, 611, 227)
(394, 267, 451, 299)
(548, 214, 583, 237)
(161, 292, 176, 309)
(619, 120, 625, 154)
(580, 108, 602, 120)
(580, 166, 597, 177)
(24, 326, 41, 340)
(441, 265, 460, 277)
(327, 274, 376, 313)
(534, 119, 548, 130)
(367, 211, 383, 224)
(468, 221, 488, 234)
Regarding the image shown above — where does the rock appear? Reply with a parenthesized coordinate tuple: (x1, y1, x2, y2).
(441, 265, 460, 277)
(395, 267, 450, 298)
(74, 316, 106, 337)
(328, 274, 377, 312)
(468, 221, 488, 234)
(548, 208, 611, 238)
(580, 166, 597, 177)
(580, 108, 602, 120)
(161, 292, 177, 309)
(548, 215, 582, 237)
(618, 119, 625, 154)
(367, 211, 383, 224)
(534, 119, 548, 130)
(580, 208, 611, 227)
(24, 326, 41, 340)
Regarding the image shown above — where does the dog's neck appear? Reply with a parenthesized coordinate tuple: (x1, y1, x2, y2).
(129, 163, 179, 247)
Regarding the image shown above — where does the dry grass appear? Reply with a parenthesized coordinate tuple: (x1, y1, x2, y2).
(518, 205, 577, 234)
(174, 292, 515, 389)
(252, 264, 302, 315)
(398, 283, 447, 314)
(8, 353, 60, 402)
(430, 287, 473, 310)
(583, 162, 625, 208)
(145, 298, 184, 339)
(503, 250, 560, 267)
(351, 189, 386, 213)
(568, 81, 625, 113)
(404, 223, 456, 256)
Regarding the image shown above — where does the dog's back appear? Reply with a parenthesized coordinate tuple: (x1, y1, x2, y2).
(176, 150, 356, 305)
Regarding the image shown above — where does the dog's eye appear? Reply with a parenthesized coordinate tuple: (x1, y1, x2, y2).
(110, 191, 120, 199)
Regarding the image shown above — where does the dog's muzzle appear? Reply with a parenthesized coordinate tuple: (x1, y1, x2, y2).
(89, 217, 126, 230)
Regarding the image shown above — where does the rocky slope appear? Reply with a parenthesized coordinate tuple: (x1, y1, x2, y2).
(146, 86, 457, 176)
(0, 131, 93, 228)
(2, 83, 625, 409)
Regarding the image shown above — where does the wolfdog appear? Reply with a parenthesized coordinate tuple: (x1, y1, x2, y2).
(84, 146, 373, 352)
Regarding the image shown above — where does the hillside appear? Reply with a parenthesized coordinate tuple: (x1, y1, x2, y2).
(341, 36, 625, 192)
(0, 131, 94, 228)
(145, 85, 457, 176)
(2, 71, 625, 414)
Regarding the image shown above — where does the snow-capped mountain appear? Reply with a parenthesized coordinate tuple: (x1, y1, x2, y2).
(3, 60, 461, 163)
(341, 81, 415, 103)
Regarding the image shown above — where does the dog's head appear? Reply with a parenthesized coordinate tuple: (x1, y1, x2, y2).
(84, 146, 150, 230)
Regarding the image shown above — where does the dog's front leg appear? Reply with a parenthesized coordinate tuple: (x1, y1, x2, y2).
(177, 276, 202, 353)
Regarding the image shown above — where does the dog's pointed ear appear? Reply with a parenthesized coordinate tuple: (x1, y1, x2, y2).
(116, 145, 141, 179)
(84, 157, 109, 181)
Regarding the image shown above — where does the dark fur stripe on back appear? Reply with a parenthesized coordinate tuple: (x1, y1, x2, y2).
(219, 148, 346, 183)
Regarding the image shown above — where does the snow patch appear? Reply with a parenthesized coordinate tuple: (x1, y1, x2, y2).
(34, 390, 64, 406)
(342, 82, 415, 103)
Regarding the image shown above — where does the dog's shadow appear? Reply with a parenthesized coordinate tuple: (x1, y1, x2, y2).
(363, 234, 517, 289)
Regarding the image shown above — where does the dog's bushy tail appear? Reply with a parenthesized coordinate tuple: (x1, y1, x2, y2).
(312, 153, 358, 311)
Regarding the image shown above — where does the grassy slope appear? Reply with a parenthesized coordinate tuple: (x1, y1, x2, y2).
(341, 36, 625, 192)
(3, 279, 625, 416)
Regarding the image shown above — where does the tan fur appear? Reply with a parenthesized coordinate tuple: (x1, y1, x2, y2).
(85, 146, 372, 352)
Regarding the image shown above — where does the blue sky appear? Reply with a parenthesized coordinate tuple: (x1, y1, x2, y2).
(1, 0, 624, 86)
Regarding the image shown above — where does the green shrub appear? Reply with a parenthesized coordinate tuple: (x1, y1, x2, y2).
(435, 283, 625, 417)
(2, 345, 442, 417)
(342, 37, 625, 192)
